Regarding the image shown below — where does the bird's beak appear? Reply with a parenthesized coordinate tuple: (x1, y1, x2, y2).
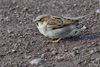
(33, 20, 39, 23)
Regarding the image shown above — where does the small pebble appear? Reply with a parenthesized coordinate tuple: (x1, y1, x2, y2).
(55, 56, 65, 61)
(52, 51, 58, 55)
(25, 55, 31, 59)
(95, 58, 100, 62)
(87, 44, 92, 47)
(91, 57, 95, 61)
(73, 47, 79, 50)
(41, 3, 45, 6)
(69, 9, 72, 11)
(96, 9, 100, 14)
(5, 16, 9, 21)
(41, 53, 47, 58)
(89, 50, 98, 54)
(30, 58, 43, 65)
(7, 29, 13, 34)
(22, 7, 28, 12)
(36, 7, 41, 12)
(74, 4, 77, 6)
(67, 51, 76, 57)
(11, 49, 16, 53)
(93, 19, 97, 22)
(91, 42, 95, 45)
(90, 50, 95, 54)
(81, 26, 87, 30)
(73, 59, 83, 65)
(0, 18, 3, 22)
(88, 63, 95, 67)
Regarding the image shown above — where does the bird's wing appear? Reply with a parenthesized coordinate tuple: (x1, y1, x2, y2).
(47, 16, 73, 29)
(40, 14, 89, 29)
(47, 14, 89, 29)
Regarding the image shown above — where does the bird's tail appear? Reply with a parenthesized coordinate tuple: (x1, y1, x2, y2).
(74, 14, 90, 20)
(66, 14, 90, 22)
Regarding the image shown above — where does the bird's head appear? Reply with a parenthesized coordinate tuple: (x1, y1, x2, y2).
(34, 14, 50, 27)
(34, 14, 48, 24)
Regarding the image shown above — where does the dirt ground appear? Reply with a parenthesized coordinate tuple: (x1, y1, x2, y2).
(0, 0, 100, 67)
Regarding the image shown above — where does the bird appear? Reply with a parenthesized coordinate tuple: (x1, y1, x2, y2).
(34, 14, 89, 43)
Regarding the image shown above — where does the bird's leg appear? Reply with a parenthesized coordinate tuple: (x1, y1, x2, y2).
(51, 38, 62, 43)
(48, 38, 61, 43)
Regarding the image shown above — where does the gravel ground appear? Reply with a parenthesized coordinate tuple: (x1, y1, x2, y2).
(0, 0, 100, 67)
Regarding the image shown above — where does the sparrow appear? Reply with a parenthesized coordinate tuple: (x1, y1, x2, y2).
(34, 14, 89, 42)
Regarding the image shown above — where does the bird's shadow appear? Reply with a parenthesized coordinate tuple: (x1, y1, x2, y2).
(63, 32, 100, 41)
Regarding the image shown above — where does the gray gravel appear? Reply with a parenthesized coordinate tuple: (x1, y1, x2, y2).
(0, 0, 100, 67)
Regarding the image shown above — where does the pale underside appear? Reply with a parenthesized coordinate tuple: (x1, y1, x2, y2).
(37, 22, 76, 39)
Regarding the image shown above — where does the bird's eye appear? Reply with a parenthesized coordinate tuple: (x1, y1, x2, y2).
(67, 19, 70, 20)
(38, 19, 43, 22)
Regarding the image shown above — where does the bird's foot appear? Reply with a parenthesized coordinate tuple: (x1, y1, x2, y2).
(51, 38, 61, 43)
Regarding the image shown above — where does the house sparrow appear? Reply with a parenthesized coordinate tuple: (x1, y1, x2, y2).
(34, 14, 89, 42)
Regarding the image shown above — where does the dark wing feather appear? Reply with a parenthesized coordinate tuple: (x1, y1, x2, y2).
(48, 16, 75, 29)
